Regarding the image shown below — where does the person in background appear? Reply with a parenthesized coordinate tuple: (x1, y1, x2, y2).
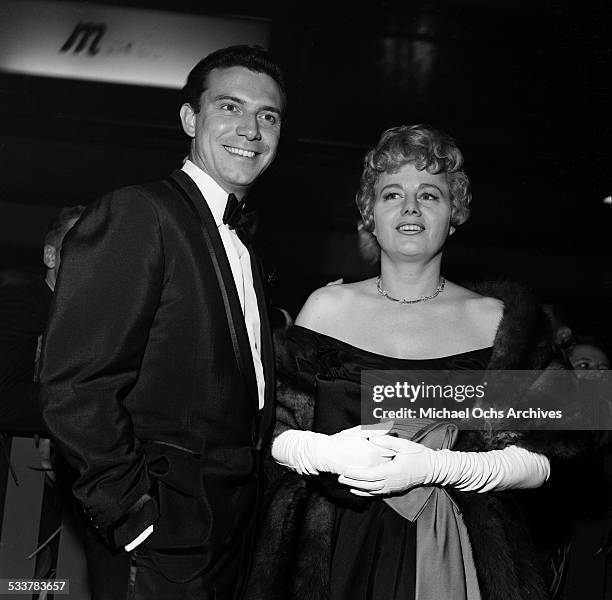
(567, 334, 610, 374)
(554, 322, 610, 372)
(39, 45, 285, 600)
(0, 205, 85, 585)
(550, 325, 612, 599)
(0, 205, 84, 434)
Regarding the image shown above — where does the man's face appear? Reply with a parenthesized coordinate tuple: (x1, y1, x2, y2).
(180, 66, 283, 197)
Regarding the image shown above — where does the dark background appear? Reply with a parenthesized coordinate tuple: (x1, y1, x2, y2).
(0, 0, 610, 341)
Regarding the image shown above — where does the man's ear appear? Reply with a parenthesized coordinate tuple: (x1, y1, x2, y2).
(179, 103, 197, 138)
(43, 244, 57, 269)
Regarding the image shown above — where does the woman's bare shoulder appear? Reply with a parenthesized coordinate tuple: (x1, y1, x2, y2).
(458, 286, 504, 329)
(447, 282, 504, 310)
(295, 279, 374, 334)
(445, 281, 504, 333)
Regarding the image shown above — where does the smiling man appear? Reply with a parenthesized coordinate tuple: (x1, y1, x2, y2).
(39, 45, 286, 600)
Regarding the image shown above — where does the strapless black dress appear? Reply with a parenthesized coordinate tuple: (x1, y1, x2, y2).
(288, 326, 493, 600)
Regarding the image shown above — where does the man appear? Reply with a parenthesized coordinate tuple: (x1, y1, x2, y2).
(0, 205, 84, 434)
(39, 45, 284, 599)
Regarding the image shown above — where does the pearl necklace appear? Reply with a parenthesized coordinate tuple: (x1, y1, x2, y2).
(376, 276, 446, 304)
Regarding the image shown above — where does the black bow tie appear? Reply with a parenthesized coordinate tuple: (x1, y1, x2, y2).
(223, 193, 246, 230)
(222, 193, 257, 243)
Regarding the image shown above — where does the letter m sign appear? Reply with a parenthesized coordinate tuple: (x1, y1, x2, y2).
(60, 22, 107, 56)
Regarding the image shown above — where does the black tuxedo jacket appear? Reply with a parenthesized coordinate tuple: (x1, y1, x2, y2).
(39, 170, 275, 583)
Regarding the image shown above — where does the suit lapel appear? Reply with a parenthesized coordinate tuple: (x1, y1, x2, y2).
(167, 170, 259, 409)
(248, 250, 276, 444)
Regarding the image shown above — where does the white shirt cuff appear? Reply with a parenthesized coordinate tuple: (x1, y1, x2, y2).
(124, 524, 154, 551)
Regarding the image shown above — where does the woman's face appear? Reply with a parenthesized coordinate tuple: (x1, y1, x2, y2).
(372, 163, 452, 261)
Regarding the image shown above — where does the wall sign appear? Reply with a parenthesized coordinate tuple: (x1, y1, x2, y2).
(0, 0, 270, 88)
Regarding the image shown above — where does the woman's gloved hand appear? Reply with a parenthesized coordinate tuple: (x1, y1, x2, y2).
(272, 422, 396, 476)
(337, 435, 550, 496)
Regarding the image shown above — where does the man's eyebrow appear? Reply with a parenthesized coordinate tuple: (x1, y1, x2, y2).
(212, 95, 282, 115)
(212, 94, 245, 105)
(259, 105, 282, 115)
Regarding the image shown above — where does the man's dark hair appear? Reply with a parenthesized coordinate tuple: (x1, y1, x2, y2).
(44, 205, 86, 248)
(182, 44, 287, 113)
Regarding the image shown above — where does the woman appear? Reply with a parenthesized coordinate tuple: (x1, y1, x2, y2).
(248, 125, 583, 600)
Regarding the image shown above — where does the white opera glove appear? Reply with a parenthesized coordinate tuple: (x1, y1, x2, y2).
(272, 422, 396, 476)
(338, 435, 550, 496)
